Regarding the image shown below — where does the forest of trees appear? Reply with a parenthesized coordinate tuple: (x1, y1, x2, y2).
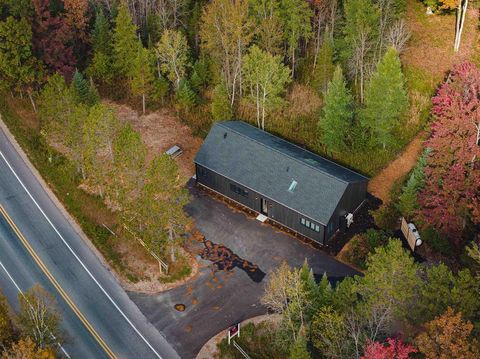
(0, 0, 415, 165)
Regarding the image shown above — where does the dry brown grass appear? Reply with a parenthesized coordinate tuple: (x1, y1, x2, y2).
(368, 133, 425, 203)
(402, 0, 479, 81)
(7, 97, 40, 130)
(105, 101, 203, 181)
(284, 84, 323, 118)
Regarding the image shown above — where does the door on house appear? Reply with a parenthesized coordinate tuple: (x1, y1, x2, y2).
(260, 198, 268, 215)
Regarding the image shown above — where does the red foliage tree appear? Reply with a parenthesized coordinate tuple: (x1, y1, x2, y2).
(31, 0, 76, 79)
(362, 338, 417, 359)
(418, 62, 480, 244)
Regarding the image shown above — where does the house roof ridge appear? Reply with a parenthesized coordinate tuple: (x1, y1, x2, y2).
(218, 121, 368, 183)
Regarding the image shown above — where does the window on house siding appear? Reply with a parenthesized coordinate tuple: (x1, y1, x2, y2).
(300, 217, 320, 232)
(229, 183, 248, 197)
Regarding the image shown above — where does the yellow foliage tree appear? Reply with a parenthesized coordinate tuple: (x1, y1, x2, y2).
(1, 337, 56, 359)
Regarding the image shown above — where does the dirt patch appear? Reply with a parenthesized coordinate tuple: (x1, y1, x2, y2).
(119, 245, 200, 294)
(105, 101, 203, 181)
(368, 133, 425, 203)
(402, 0, 479, 80)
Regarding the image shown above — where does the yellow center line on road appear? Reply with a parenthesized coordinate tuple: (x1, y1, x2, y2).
(0, 204, 117, 359)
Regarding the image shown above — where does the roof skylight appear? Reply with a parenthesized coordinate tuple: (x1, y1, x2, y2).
(288, 180, 298, 193)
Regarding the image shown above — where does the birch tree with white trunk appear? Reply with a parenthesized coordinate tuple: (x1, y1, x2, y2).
(343, 0, 380, 103)
(16, 285, 63, 349)
(200, 0, 254, 106)
(155, 29, 190, 89)
(454, 0, 468, 52)
(242, 45, 291, 130)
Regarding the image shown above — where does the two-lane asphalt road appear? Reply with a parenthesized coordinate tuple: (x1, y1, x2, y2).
(0, 122, 179, 358)
(0, 213, 105, 358)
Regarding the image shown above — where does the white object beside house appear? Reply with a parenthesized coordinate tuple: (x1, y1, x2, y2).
(256, 214, 268, 223)
(346, 213, 354, 228)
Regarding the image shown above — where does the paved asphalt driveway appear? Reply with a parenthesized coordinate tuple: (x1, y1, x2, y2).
(128, 184, 359, 359)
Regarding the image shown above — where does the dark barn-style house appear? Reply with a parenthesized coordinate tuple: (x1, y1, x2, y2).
(194, 121, 369, 245)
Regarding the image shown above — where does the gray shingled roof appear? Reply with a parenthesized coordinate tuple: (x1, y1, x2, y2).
(195, 121, 368, 225)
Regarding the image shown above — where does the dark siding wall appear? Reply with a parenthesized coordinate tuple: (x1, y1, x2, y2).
(196, 164, 256, 209)
(269, 200, 325, 244)
(325, 181, 368, 242)
(196, 164, 325, 244)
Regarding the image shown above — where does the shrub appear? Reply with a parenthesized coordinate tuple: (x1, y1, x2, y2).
(371, 203, 400, 231)
(397, 149, 430, 219)
(422, 226, 452, 257)
(342, 229, 389, 269)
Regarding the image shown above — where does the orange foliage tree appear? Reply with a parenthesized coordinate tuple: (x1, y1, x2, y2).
(416, 307, 480, 359)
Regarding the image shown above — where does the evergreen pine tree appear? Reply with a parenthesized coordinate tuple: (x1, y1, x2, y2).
(88, 8, 114, 84)
(151, 74, 170, 104)
(361, 47, 408, 149)
(130, 43, 154, 114)
(190, 57, 211, 91)
(72, 69, 98, 106)
(211, 81, 233, 121)
(278, 0, 313, 77)
(92, 9, 111, 54)
(289, 329, 311, 359)
(112, 3, 138, 78)
(397, 148, 430, 218)
(145, 13, 162, 46)
(175, 78, 196, 111)
(312, 35, 334, 95)
(318, 66, 354, 153)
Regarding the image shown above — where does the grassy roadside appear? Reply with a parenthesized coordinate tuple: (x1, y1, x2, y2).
(0, 95, 139, 282)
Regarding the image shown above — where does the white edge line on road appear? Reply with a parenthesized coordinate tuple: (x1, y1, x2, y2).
(0, 150, 163, 359)
(0, 259, 71, 358)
